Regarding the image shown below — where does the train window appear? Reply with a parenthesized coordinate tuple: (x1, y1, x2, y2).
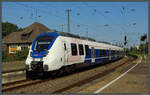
(100, 49, 105, 57)
(111, 50, 114, 56)
(111, 50, 115, 56)
(117, 51, 119, 55)
(71, 43, 77, 56)
(115, 51, 117, 56)
(85, 45, 89, 55)
(34, 36, 54, 52)
(107, 50, 109, 56)
(79, 44, 84, 55)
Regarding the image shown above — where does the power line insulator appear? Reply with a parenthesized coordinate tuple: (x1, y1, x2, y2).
(94, 8, 96, 12)
(130, 9, 136, 11)
(104, 24, 109, 27)
(77, 25, 80, 27)
(20, 17, 23, 19)
(104, 11, 110, 13)
(133, 23, 136, 25)
(77, 13, 80, 15)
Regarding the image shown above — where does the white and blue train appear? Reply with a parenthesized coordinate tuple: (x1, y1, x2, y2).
(25, 31, 124, 78)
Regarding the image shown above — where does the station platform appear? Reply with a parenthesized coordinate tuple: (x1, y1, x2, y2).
(78, 58, 148, 93)
(2, 61, 25, 72)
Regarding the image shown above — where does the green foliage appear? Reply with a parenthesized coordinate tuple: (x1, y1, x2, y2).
(2, 22, 23, 38)
(2, 50, 7, 60)
(2, 49, 29, 62)
(129, 42, 148, 55)
(2, 50, 15, 62)
(14, 49, 29, 60)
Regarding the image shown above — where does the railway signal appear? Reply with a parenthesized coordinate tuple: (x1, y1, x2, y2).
(124, 42, 127, 45)
(140, 34, 147, 41)
(124, 35, 127, 45)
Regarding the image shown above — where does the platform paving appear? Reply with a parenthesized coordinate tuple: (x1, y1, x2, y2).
(100, 61, 148, 93)
(2, 61, 25, 72)
(78, 57, 148, 93)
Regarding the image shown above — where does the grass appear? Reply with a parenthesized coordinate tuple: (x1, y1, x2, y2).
(127, 52, 148, 63)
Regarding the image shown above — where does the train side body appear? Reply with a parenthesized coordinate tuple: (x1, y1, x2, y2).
(25, 32, 124, 74)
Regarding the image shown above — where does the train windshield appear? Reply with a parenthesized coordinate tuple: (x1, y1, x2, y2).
(34, 36, 54, 52)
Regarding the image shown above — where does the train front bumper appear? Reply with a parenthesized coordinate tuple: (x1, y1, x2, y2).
(26, 61, 49, 71)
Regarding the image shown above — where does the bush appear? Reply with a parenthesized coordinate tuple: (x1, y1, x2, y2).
(2, 50, 14, 62)
(2, 50, 7, 61)
(2, 49, 29, 62)
(14, 49, 29, 60)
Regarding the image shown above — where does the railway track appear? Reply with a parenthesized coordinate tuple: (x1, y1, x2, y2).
(52, 57, 135, 93)
(2, 79, 42, 92)
(2, 69, 25, 74)
(2, 69, 25, 77)
(2, 55, 136, 93)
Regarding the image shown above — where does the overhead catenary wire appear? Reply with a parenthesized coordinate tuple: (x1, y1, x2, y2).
(15, 2, 101, 36)
(83, 2, 139, 46)
(5, 2, 141, 45)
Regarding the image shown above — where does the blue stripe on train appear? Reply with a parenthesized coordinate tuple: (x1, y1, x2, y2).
(84, 48, 118, 65)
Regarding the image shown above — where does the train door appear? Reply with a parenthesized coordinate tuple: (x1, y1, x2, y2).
(109, 48, 111, 60)
(91, 47, 95, 63)
(63, 42, 68, 65)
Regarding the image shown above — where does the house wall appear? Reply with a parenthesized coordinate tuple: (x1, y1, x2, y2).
(8, 44, 31, 54)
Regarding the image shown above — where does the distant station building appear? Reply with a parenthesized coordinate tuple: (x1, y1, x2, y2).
(2, 22, 50, 54)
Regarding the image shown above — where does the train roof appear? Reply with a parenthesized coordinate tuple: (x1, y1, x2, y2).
(43, 31, 123, 50)
(54, 31, 96, 42)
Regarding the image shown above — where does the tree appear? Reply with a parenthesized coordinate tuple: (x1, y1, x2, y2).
(2, 22, 23, 38)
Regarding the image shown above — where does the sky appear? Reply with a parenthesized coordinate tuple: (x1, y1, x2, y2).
(2, 2, 148, 47)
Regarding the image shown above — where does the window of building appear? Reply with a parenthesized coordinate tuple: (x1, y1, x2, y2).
(21, 44, 28, 50)
(71, 43, 77, 56)
(85, 45, 89, 55)
(21, 29, 33, 40)
(79, 44, 84, 55)
(21, 47, 28, 50)
(9, 44, 18, 54)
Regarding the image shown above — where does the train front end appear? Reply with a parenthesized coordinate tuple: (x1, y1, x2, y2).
(25, 32, 63, 77)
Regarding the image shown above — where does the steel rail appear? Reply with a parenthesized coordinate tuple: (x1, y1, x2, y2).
(2, 56, 136, 93)
(52, 57, 135, 93)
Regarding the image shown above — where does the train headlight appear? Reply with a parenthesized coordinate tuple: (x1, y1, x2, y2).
(30, 51, 33, 57)
(45, 51, 49, 56)
(43, 65, 49, 71)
